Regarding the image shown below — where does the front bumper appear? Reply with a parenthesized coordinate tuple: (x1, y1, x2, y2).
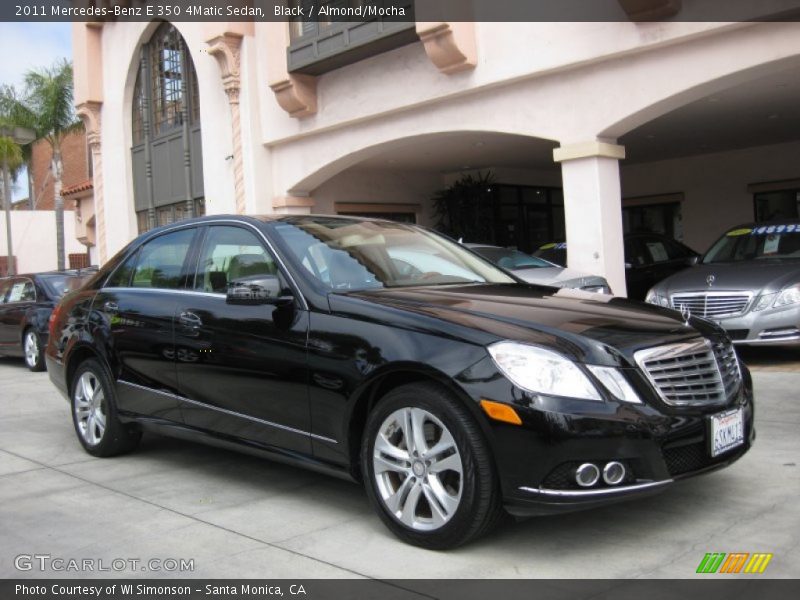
(694, 304, 799, 346)
(463, 360, 755, 517)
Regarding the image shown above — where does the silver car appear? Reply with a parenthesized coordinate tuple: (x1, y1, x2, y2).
(467, 244, 612, 293)
(646, 221, 800, 345)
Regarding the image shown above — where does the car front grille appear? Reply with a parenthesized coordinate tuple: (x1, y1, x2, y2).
(670, 292, 752, 318)
(634, 338, 742, 407)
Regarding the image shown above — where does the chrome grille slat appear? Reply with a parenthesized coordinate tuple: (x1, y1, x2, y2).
(670, 292, 752, 318)
(634, 338, 742, 407)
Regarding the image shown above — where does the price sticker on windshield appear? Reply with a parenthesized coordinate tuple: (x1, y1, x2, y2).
(726, 228, 753, 237)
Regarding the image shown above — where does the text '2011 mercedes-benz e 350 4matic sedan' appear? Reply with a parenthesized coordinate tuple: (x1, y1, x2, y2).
(46, 215, 753, 549)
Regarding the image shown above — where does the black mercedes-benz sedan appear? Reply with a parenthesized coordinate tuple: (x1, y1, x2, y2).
(0, 270, 94, 371)
(46, 215, 753, 549)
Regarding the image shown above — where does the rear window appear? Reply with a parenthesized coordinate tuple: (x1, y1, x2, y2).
(40, 275, 90, 298)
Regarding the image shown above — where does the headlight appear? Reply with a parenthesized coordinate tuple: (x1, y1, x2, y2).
(645, 289, 670, 307)
(775, 284, 800, 308)
(582, 284, 612, 295)
(487, 341, 601, 401)
(586, 366, 642, 404)
(753, 292, 777, 311)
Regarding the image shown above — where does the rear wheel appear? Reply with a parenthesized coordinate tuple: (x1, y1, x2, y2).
(71, 358, 141, 457)
(362, 382, 503, 549)
(23, 329, 45, 372)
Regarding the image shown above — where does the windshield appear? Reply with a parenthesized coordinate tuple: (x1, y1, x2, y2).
(271, 217, 515, 291)
(471, 246, 552, 270)
(534, 242, 567, 267)
(703, 225, 800, 264)
(40, 274, 90, 297)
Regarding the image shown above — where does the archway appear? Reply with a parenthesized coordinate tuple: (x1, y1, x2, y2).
(130, 22, 205, 233)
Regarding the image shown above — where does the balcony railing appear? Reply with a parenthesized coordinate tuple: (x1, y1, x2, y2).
(287, 0, 417, 75)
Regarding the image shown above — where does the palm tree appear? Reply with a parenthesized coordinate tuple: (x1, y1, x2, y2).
(0, 135, 24, 206)
(1, 60, 79, 270)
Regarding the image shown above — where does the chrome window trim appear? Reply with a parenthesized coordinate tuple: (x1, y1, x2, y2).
(118, 380, 337, 444)
(102, 218, 310, 311)
(100, 287, 224, 299)
(519, 479, 673, 497)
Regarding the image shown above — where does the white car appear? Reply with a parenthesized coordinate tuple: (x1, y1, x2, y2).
(466, 244, 612, 294)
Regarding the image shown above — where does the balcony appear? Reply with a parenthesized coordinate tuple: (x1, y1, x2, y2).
(287, 0, 417, 75)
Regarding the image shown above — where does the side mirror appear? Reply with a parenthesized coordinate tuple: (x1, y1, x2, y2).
(687, 255, 700, 266)
(226, 275, 288, 305)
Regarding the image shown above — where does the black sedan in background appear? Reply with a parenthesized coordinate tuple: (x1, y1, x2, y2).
(535, 232, 699, 300)
(47, 216, 752, 549)
(0, 270, 93, 371)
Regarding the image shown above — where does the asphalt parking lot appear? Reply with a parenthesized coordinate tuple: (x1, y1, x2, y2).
(0, 353, 798, 580)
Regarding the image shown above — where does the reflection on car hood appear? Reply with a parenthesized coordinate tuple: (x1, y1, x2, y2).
(334, 284, 713, 366)
(653, 260, 800, 294)
(512, 266, 608, 289)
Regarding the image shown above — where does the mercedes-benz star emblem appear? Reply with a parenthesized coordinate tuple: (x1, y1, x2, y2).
(706, 274, 716, 287)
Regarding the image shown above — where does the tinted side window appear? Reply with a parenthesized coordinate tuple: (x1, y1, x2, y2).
(194, 226, 278, 293)
(131, 229, 196, 289)
(106, 251, 139, 288)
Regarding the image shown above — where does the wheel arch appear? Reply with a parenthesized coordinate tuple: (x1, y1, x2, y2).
(346, 364, 495, 481)
(64, 343, 108, 394)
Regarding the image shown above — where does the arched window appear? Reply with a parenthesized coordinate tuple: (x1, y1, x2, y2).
(131, 22, 204, 234)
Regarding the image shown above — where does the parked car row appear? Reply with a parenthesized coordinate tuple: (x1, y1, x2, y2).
(42, 215, 752, 549)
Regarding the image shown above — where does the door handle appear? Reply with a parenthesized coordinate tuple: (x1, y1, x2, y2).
(103, 301, 119, 314)
(178, 311, 203, 328)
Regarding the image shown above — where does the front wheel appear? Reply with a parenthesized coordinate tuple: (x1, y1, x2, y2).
(23, 329, 45, 372)
(71, 358, 141, 457)
(362, 382, 503, 549)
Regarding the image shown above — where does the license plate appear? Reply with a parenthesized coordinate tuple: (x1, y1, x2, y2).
(710, 408, 745, 457)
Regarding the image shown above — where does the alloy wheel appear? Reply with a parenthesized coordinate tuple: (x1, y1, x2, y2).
(73, 371, 107, 446)
(372, 407, 463, 531)
(24, 331, 39, 368)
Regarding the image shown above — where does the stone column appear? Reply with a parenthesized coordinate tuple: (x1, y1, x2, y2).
(207, 33, 246, 214)
(554, 141, 627, 297)
(76, 101, 106, 264)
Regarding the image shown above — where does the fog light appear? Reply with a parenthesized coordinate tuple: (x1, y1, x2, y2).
(603, 461, 626, 485)
(575, 463, 600, 487)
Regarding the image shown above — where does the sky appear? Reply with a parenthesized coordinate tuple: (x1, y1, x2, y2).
(0, 22, 72, 200)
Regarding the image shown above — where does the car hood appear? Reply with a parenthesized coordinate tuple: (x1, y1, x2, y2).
(331, 284, 715, 367)
(511, 267, 608, 289)
(652, 260, 800, 295)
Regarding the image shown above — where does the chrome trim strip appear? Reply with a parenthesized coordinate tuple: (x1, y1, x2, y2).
(118, 380, 337, 444)
(734, 334, 800, 345)
(518, 479, 673, 498)
(102, 288, 224, 298)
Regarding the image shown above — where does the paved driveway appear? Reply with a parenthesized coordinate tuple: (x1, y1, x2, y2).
(0, 356, 798, 579)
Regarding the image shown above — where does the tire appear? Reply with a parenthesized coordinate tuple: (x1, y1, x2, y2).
(70, 358, 141, 457)
(23, 329, 45, 372)
(361, 382, 503, 549)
